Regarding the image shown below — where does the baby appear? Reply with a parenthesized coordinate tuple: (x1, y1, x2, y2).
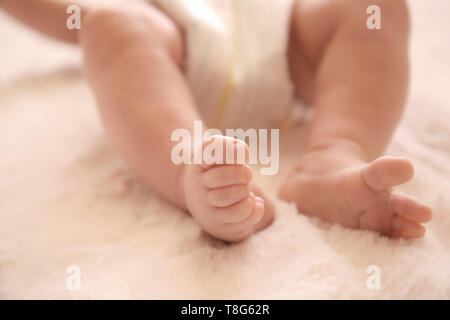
(2, 0, 432, 242)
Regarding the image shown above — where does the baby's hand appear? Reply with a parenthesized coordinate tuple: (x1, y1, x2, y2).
(183, 135, 267, 242)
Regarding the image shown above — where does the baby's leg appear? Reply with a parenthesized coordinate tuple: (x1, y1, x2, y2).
(281, 0, 432, 238)
(80, 4, 273, 242)
(80, 4, 192, 209)
(0, 0, 100, 43)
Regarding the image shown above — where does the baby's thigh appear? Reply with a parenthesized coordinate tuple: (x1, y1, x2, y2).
(294, 0, 408, 53)
(80, 2, 184, 70)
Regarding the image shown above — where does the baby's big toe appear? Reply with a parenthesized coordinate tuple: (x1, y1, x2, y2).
(363, 156, 414, 190)
(200, 135, 249, 169)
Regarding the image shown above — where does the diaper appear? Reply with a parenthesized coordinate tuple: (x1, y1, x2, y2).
(149, 0, 304, 130)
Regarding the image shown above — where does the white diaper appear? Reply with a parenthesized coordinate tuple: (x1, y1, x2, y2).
(149, 0, 304, 130)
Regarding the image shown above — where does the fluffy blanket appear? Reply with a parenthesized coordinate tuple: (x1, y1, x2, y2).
(0, 1, 449, 299)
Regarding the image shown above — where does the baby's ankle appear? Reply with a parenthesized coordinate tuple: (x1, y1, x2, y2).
(304, 138, 370, 162)
(175, 163, 190, 211)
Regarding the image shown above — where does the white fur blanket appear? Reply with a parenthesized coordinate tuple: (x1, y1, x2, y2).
(0, 1, 449, 299)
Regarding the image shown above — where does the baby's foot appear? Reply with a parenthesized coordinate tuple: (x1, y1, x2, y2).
(182, 135, 274, 242)
(279, 147, 432, 239)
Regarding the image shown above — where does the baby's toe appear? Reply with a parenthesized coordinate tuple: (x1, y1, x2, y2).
(244, 197, 265, 231)
(392, 214, 426, 239)
(221, 196, 265, 242)
(389, 192, 433, 223)
(363, 156, 414, 190)
(207, 184, 251, 208)
(200, 135, 249, 169)
(203, 164, 253, 189)
(214, 192, 255, 223)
